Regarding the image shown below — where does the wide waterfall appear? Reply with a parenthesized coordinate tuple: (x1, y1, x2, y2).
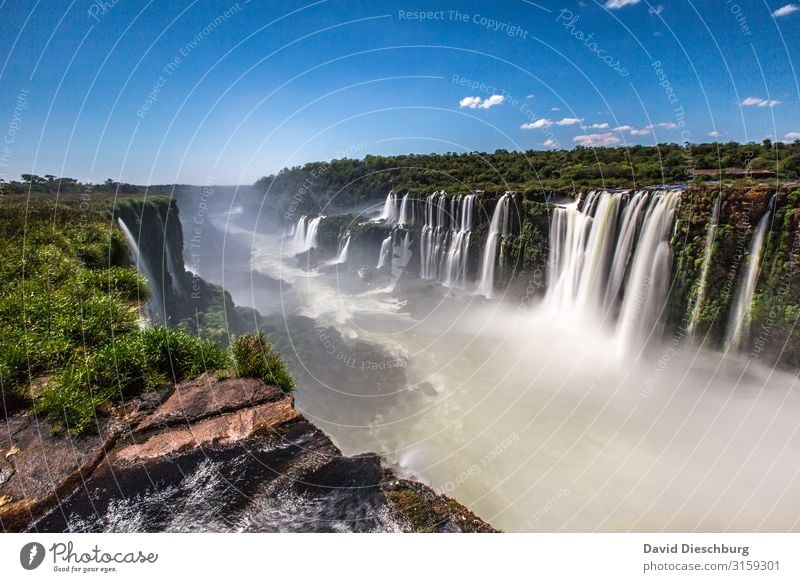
(545, 190, 681, 355)
(117, 217, 163, 324)
(687, 196, 720, 339)
(725, 197, 774, 352)
(290, 215, 323, 254)
(476, 192, 512, 298)
(442, 194, 476, 288)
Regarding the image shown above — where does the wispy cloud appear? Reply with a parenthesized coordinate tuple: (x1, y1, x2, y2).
(741, 96, 781, 107)
(773, 4, 799, 17)
(556, 117, 584, 126)
(605, 0, 640, 8)
(648, 4, 664, 14)
(542, 138, 557, 147)
(521, 118, 552, 129)
(550, 107, 561, 111)
(709, 131, 720, 138)
(459, 95, 506, 109)
(613, 125, 634, 132)
(649, 122, 677, 129)
(630, 128, 651, 136)
(573, 132, 622, 146)
(589, 123, 610, 129)
(785, 131, 800, 140)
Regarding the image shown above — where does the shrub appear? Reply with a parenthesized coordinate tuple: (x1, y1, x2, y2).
(231, 332, 295, 392)
(35, 364, 105, 435)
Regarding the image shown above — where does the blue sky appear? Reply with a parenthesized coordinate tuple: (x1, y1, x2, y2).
(0, 0, 798, 184)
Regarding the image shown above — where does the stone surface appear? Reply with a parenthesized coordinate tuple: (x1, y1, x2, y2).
(1, 374, 497, 533)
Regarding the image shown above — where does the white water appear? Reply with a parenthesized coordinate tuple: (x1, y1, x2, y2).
(117, 217, 163, 324)
(377, 191, 399, 223)
(725, 199, 773, 352)
(688, 197, 720, 338)
(198, 195, 800, 533)
(290, 215, 323, 254)
(398, 193, 414, 226)
(377, 235, 393, 269)
(476, 193, 511, 298)
(336, 233, 351, 264)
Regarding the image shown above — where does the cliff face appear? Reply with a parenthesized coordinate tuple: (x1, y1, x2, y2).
(0, 373, 495, 533)
(115, 197, 254, 345)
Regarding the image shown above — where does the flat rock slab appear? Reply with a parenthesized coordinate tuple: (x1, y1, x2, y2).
(115, 399, 300, 464)
(134, 373, 285, 433)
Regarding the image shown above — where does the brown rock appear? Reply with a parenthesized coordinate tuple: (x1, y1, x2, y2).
(134, 373, 284, 433)
(114, 398, 300, 464)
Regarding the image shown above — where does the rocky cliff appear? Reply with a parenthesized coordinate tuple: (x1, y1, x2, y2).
(0, 373, 495, 533)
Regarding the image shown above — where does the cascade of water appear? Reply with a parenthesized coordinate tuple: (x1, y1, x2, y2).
(336, 232, 351, 264)
(615, 191, 681, 356)
(443, 194, 476, 288)
(291, 215, 308, 253)
(420, 191, 447, 280)
(117, 217, 163, 324)
(305, 216, 323, 250)
(377, 234, 393, 269)
(377, 191, 400, 223)
(544, 190, 682, 355)
(687, 197, 721, 338)
(398, 193, 415, 226)
(476, 193, 511, 298)
(725, 196, 775, 352)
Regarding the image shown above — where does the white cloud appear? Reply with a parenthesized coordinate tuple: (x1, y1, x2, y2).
(605, 0, 640, 8)
(613, 125, 634, 132)
(556, 117, 584, 126)
(590, 123, 610, 129)
(526, 94, 534, 99)
(785, 131, 800, 140)
(709, 131, 720, 138)
(479, 94, 505, 109)
(630, 128, 651, 136)
(459, 95, 505, 109)
(649, 122, 677, 129)
(542, 138, 557, 147)
(741, 96, 781, 107)
(573, 132, 622, 147)
(773, 4, 799, 17)
(649, 4, 664, 14)
(550, 107, 561, 111)
(521, 118, 553, 129)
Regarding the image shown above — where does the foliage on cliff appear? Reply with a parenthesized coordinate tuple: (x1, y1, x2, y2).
(252, 141, 800, 219)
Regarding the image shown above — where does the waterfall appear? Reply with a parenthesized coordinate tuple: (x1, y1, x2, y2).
(398, 193, 415, 226)
(443, 194, 476, 288)
(725, 198, 774, 352)
(377, 235, 393, 269)
(420, 191, 447, 280)
(476, 193, 512, 298)
(544, 190, 681, 355)
(687, 197, 721, 338)
(377, 191, 400, 223)
(290, 215, 323, 253)
(117, 217, 163, 324)
(336, 232, 351, 264)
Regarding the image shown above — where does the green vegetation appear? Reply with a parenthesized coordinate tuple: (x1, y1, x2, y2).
(231, 332, 295, 393)
(252, 141, 800, 220)
(0, 196, 291, 435)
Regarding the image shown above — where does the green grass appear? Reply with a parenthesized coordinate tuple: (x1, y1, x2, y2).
(0, 198, 241, 434)
(231, 332, 295, 393)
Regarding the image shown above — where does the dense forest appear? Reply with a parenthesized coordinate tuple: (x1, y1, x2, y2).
(252, 141, 800, 219)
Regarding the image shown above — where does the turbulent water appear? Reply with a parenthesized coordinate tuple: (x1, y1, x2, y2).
(192, 193, 800, 532)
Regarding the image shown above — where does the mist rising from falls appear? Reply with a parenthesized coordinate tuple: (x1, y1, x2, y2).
(545, 190, 680, 355)
(725, 197, 774, 352)
(377, 190, 400, 223)
(476, 193, 512, 298)
(336, 233, 351, 264)
(688, 196, 720, 338)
